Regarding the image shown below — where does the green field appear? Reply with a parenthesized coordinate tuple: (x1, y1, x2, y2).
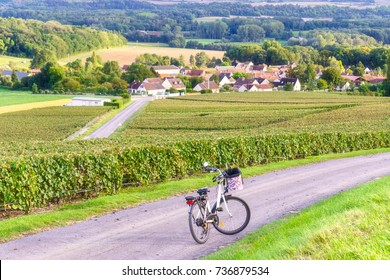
(206, 175, 390, 260)
(0, 88, 70, 107)
(0, 106, 111, 142)
(118, 92, 390, 144)
(0, 55, 31, 71)
(1, 91, 389, 159)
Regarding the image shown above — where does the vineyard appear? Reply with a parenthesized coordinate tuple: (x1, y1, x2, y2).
(119, 92, 390, 144)
(0, 106, 111, 142)
(1, 92, 390, 212)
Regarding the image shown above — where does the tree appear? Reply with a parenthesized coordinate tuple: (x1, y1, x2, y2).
(195, 52, 210, 68)
(237, 25, 265, 42)
(358, 83, 370, 95)
(30, 49, 56, 69)
(321, 67, 344, 87)
(284, 83, 294, 91)
(86, 51, 103, 67)
(306, 64, 317, 90)
(232, 72, 249, 80)
(31, 83, 39, 94)
(189, 55, 195, 67)
(11, 70, 18, 84)
(353, 61, 365, 77)
(384, 55, 390, 96)
(225, 45, 266, 65)
(102, 61, 122, 78)
(122, 63, 157, 83)
(66, 59, 83, 73)
(38, 62, 65, 89)
(317, 79, 328, 90)
(63, 78, 81, 91)
(168, 36, 186, 48)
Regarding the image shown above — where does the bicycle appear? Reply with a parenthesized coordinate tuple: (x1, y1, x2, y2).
(185, 162, 251, 244)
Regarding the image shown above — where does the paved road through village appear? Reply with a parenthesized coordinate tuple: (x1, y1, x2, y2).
(85, 96, 154, 139)
(0, 152, 389, 259)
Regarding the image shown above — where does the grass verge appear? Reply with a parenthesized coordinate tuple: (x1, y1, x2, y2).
(205, 175, 390, 260)
(0, 148, 389, 243)
(78, 99, 133, 139)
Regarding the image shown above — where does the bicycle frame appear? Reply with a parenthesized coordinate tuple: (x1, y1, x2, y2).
(186, 163, 250, 243)
(187, 170, 232, 222)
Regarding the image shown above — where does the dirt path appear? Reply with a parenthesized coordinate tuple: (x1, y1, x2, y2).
(0, 152, 389, 260)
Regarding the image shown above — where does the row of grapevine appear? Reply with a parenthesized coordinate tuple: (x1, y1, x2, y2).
(1, 132, 389, 212)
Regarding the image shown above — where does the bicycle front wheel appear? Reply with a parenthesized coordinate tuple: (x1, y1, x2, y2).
(188, 201, 210, 244)
(212, 196, 250, 235)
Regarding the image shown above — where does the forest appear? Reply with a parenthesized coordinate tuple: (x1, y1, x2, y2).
(0, 0, 389, 46)
(0, 17, 127, 68)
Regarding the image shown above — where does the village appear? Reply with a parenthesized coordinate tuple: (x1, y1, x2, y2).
(124, 62, 386, 96)
(1, 60, 386, 100)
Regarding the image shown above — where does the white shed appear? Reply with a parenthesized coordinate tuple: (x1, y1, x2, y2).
(65, 97, 111, 106)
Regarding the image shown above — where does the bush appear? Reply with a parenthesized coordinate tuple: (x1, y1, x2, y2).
(104, 99, 124, 108)
(1, 132, 389, 212)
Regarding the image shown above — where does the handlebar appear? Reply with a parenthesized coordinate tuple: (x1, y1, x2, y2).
(205, 166, 224, 183)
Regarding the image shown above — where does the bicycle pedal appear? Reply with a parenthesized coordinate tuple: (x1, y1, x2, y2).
(216, 207, 223, 212)
(206, 213, 217, 222)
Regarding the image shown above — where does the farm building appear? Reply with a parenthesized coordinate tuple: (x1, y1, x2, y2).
(65, 97, 111, 106)
(152, 65, 180, 77)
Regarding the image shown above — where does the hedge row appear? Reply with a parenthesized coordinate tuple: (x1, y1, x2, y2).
(1, 132, 389, 212)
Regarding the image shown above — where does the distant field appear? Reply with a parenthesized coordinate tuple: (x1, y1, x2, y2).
(0, 55, 31, 71)
(0, 88, 70, 108)
(186, 38, 222, 44)
(58, 43, 225, 67)
(148, 0, 386, 8)
(0, 106, 111, 142)
(118, 92, 390, 144)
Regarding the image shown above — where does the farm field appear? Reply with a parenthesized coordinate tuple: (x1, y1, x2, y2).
(58, 43, 225, 67)
(0, 106, 111, 142)
(0, 55, 31, 71)
(118, 92, 390, 144)
(1, 91, 389, 160)
(0, 88, 70, 108)
(148, 0, 388, 8)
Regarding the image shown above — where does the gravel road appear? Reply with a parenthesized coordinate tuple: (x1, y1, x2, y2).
(1, 152, 389, 260)
(84, 96, 154, 139)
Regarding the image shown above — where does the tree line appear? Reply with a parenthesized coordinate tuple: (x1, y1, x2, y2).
(0, 1, 389, 45)
(0, 17, 127, 68)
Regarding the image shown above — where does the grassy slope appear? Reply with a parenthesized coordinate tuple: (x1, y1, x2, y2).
(1, 148, 389, 246)
(205, 175, 390, 260)
(0, 55, 31, 71)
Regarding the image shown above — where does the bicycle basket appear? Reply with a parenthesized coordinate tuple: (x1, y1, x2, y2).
(224, 167, 243, 192)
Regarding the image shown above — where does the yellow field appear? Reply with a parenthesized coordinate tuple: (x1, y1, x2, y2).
(0, 99, 71, 115)
(58, 43, 225, 67)
(0, 55, 31, 71)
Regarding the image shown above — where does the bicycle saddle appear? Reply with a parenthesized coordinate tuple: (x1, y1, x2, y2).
(197, 188, 209, 196)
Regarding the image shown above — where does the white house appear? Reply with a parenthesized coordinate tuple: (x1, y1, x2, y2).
(151, 65, 180, 77)
(138, 82, 166, 96)
(273, 78, 301, 91)
(217, 73, 236, 87)
(65, 97, 111, 106)
(162, 77, 186, 91)
(193, 81, 219, 93)
(238, 84, 272, 92)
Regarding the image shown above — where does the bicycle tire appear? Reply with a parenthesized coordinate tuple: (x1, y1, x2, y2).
(188, 200, 210, 244)
(212, 196, 250, 235)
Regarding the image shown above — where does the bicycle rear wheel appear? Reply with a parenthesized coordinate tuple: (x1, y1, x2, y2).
(212, 196, 250, 235)
(188, 201, 210, 244)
